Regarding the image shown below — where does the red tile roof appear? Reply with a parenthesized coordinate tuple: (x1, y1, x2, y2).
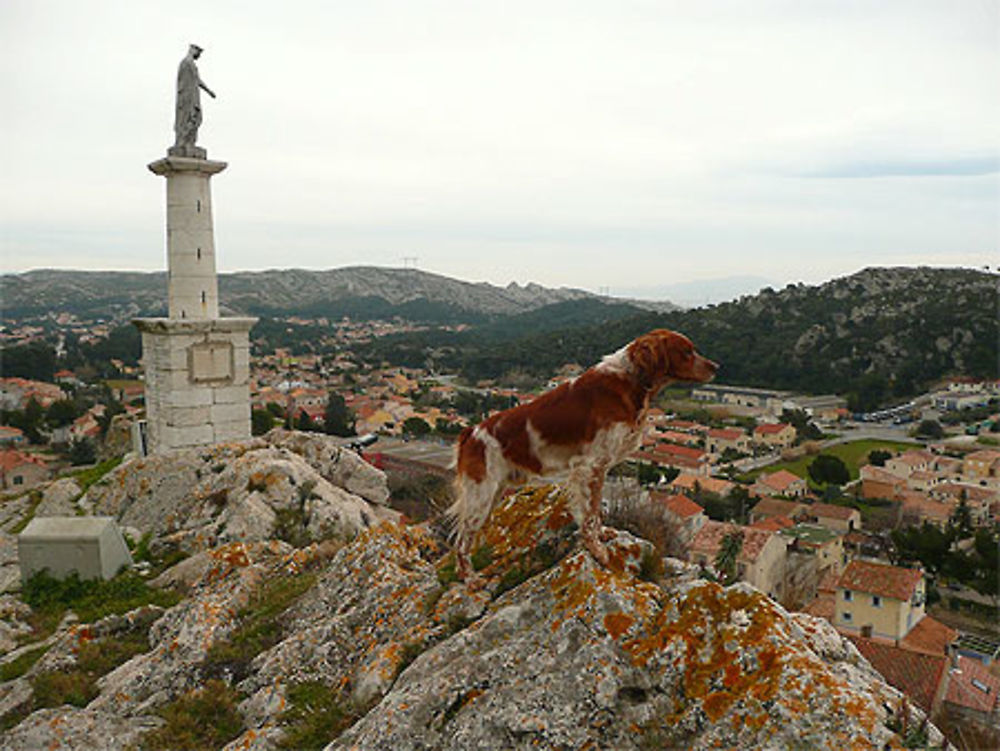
(945, 655, 1000, 715)
(803, 591, 836, 620)
(707, 428, 744, 440)
(837, 560, 923, 601)
(750, 497, 804, 519)
(750, 515, 794, 532)
(670, 473, 735, 496)
(758, 470, 804, 492)
(849, 637, 947, 714)
(654, 444, 705, 460)
(690, 521, 776, 564)
(652, 492, 703, 519)
(899, 616, 957, 657)
(809, 503, 858, 521)
(755, 422, 792, 435)
(0, 450, 48, 472)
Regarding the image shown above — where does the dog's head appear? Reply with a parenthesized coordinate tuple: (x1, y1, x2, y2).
(626, 329, 718, 389)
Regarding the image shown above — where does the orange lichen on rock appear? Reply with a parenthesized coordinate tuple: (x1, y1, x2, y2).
(603, 612, 635, 641)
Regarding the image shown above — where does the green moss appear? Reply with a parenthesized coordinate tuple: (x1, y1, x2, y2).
(141, 679, 244, 751)
(470, 543, 493, 572)
(494, 566, 530, 598)
(21, 570, 181, 642)
(0, 645, 50, 681)
(277, 680, 360, 750)
(72, 456, 124, 494)
(1, 630, 152, 730)
(8, 490, 44, 535)
(436, 557, 458, 586)
(203, 573, 317, 682)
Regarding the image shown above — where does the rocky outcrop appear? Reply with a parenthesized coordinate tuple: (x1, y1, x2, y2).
(34, 477, 82, 518)
(0, 477, 949, 750)
(82, 431, 393, 554)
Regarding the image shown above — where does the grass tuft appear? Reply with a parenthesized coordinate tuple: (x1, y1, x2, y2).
(141, 679, 244, 751)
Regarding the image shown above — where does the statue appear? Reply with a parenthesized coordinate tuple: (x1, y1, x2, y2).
(170, 44, 216, 158)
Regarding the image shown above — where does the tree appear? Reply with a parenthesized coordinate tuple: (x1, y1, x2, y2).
(251, 408, 275, 437)
(401, 417, 432, 439)
(914, 419, 944, 439)
(808, 454, 850, 486)
(867, 449, 892, 467)
(68, 437, 97, 466)
(295, 410, 319, 432)
(323, 392, 355, 437)
(46, 398, 82, 429)
(948, 497, 973, 540)
(715, 531, 744, 585)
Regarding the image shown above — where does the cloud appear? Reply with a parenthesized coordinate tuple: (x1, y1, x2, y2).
(802, 155, 1000, 179)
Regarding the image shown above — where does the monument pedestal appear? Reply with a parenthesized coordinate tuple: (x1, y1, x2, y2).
(133, 317, 257, 454)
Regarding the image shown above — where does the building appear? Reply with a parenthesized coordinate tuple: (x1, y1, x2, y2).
(0, 449, 51, 491)
(689, 521, 787, 599)
(751, 469, 808, 499)
(963, 449, 1000, 480)
(748, 496, 807, 524)
(860, 465, 906, 501)
(705, 428, 751, 455)
(635, 443, 710, 475)
(884, 450, 935, 478)
(779, 523, 844, 574)
(943, 654, 1000, 727)
(650, 491, 707, 545)
(669, 472, 736, 498)
(690, 384, 790, 414)
(835, 560, 926, 641)
(806, 502, 861, 533)
(753, 423, 796, 449)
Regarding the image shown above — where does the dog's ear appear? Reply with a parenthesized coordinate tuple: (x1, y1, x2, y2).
(627, 332, 669, 386)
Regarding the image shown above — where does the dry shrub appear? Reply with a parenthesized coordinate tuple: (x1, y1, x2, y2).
(605, 494, 686, 560)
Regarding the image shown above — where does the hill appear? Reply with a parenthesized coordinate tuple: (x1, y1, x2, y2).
(0, 267, 677, 324)
(360, 266, 996, 406)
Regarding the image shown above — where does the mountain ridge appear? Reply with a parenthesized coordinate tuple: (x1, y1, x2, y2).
(1, 266, 680, 322)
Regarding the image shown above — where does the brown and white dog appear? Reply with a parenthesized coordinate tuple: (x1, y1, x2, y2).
(448, 329, 718, 585)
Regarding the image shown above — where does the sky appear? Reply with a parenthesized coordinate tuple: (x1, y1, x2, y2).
(1, 0, 997, 302)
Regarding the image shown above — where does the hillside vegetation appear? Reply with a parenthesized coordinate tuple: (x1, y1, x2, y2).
(358, 267, 996, 407)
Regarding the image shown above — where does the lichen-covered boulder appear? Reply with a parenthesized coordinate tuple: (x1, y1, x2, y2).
(83, 432, 396, 553)
(0, 707, 159, 751)
(34, 477, 82, 517)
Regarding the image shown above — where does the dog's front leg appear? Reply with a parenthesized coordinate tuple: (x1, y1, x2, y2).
(578, 465, 611, 568)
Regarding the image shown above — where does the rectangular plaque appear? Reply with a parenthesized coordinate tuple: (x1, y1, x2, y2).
(188, 341, 234, 384)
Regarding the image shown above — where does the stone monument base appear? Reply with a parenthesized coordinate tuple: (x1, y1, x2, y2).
(133, 317, 257, 454)
(168, 143, 207, 159)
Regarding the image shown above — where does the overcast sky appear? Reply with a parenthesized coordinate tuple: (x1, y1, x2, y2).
(1, 0, 997, 300)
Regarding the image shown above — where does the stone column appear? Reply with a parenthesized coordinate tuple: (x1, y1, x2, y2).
(147, 156, 226, 320)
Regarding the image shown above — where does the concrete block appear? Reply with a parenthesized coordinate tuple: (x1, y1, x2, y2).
(19, 517, 133, 582)
(162, 388, 214, 408)
(165, 405, 212, 428)
(161, 423, 215, 449)
(213, 385, 250, 405)
(214, 421, 251, 443)
(211, 402, 250, 424)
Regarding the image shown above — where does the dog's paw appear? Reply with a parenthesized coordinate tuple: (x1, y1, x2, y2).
(463, 573, 487, 591)
(584, 540, 611, 568)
